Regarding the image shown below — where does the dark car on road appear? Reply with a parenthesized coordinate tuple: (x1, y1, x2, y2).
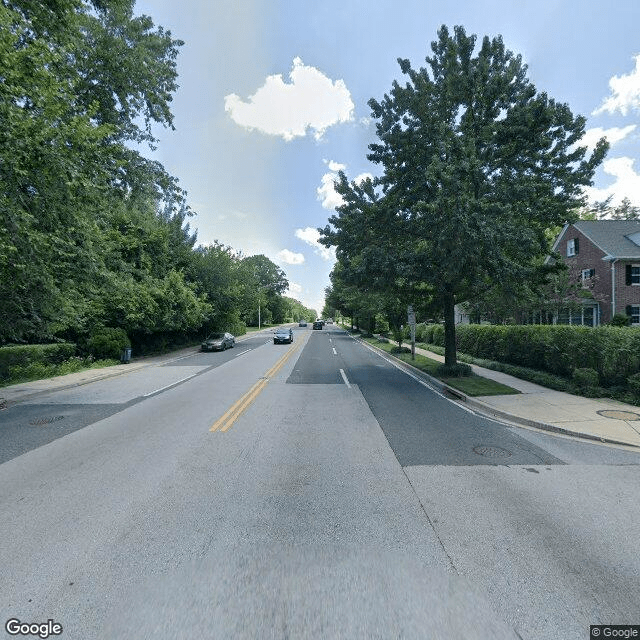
(273, 328, 293, 344)
(312, 321, 323, 330)
(201, 332, 235, 351)
(298, 321, 307, 327)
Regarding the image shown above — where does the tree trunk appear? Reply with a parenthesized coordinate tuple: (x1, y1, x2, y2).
(443, 290, 457, 366)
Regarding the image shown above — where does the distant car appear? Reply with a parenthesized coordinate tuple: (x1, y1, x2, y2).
(201, 332, 235, 351)
(325, 319, 333, 324)
(274, 328, 293, 344)
(298, 321, 308, 327)
(313, 321, 323, 330)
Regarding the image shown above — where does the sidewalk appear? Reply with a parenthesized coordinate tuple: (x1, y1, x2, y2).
(0, 328, 278, 409)
(399, 342, 640, 449)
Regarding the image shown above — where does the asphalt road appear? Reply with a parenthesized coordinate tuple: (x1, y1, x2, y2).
(1, 325, 639, 639)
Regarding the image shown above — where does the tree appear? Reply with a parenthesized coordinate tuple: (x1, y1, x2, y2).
(320, 25, 607, 365)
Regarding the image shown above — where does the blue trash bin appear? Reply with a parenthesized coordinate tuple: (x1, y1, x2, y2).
(120, 347, 132, 364)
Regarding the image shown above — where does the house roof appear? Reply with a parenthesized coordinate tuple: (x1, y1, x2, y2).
(573, 220, 640, 259)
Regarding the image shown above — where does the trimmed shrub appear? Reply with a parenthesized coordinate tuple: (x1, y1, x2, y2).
(436, 363, 473, 378)
(390, 345, 411, 354)
(627, 373, 640, 396)
(451, 324, 640, 388)
(0, 343, 76, 381)
(572, 367, 599, 389)
(609, 313, 631, 327)
(86, 327, 130, 360)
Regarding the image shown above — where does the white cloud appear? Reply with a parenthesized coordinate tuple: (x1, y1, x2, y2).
(287, 281, 302, 295)
(276, 249, 305, 265)
(593, 54, 640, 116)
(295, 227, 335, 261)
(580, 125, 636, 151)
(316, 159, 373, 210)
(224, 57, 354, 140)
(585, 156, 640, 206)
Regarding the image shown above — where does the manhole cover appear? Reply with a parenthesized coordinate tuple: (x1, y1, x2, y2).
(473, 445, 512, 458)
(597, 409, 640, 421)
(29, 416, 64, 426)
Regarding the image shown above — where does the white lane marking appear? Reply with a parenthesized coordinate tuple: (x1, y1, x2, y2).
(332, 348, 337, 355)
(143, 374, 198, 397)
(358, 340, 480, 417)
(340, 369, 351, 388)
(237, 349, 251, 356)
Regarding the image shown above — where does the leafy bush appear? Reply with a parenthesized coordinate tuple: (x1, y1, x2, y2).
(627, 373, 640, 396)
(390, 345, 411, 354)
(436, 363, 473, 378)
(609, 313, 631, 327)
(572, 367, 599, 389)
(450, 324, 640, 387)
(86, 327, 130, 360)
(0, 343, 76, 381)
(376, 336, 389, 343)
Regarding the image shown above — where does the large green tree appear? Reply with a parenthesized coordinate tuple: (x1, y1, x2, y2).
(0, 0, 187, 343)
(320, 25, 607, 365)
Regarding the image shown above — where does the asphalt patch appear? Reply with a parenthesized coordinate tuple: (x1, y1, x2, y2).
(0, 402, 127, 464)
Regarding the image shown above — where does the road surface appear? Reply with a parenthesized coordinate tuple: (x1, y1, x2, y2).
(1, 326, 639, 639)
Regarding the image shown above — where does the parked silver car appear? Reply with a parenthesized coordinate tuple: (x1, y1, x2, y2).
(201, 332, 235, 351)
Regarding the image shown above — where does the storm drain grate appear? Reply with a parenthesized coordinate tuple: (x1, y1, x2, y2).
(597, 409, 640, 421)
(29, 416, 65, 426)
(473, 445, 512, 458)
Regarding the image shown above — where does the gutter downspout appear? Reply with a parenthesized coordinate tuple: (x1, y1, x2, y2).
(611, 258, 618, 318)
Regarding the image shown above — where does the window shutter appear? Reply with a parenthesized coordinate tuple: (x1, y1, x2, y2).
(590, 268, 595, 278)
(574, 237, 579, 254)
(627, 265, 632, 286)
(626, 305, 632, 317)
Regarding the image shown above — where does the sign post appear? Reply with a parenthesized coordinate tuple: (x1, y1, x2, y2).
(408, 305, 416, 360)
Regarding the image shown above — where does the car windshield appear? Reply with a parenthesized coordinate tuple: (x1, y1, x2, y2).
(208, 333, 224, 339)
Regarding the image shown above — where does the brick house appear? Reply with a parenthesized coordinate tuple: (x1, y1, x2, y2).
(549, 220, 640, 326)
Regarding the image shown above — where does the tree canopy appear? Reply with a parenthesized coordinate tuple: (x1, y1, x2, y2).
(320, 25, 607, 364)
(0, 1, 304, 350)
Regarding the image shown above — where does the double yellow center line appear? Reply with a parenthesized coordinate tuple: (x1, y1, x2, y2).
(210, 342, 301, 433)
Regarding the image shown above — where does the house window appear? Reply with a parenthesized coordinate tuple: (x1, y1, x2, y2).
(567, 239, 575, 257)
(629, 305, 640, 326)
(581, 268, 595, 287)
(632, 265, 640, 285)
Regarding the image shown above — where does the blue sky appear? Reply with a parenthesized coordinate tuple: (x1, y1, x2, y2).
(134, 0, 640, 315)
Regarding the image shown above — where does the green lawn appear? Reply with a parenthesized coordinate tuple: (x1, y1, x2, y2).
(362, 337, 520, 397)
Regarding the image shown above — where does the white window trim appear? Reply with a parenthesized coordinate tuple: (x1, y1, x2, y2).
(567, 239, 575, 257)
(630, 304, 640, 326)
(632, 264, 640, 286)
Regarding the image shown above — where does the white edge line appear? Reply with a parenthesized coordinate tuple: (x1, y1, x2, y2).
(237, 349, 251, 356)
(357, 340, 481, 417)
(340, 369, 351, 388)
(143, 374, 198, 397)
(332, 348, 337, 355)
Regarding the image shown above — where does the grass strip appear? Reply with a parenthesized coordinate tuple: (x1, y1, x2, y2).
(362, 337, 520, 397)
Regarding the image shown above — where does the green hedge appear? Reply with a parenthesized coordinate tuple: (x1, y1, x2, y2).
(419, 324, 640, 387)
(0, 343, 76, 381)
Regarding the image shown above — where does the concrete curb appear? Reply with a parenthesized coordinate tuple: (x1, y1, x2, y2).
(352, 333, 640, 450)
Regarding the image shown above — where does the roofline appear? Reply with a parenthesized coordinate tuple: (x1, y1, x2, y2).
(572, 221, 610, 254)
(549, 223, 570, 254)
